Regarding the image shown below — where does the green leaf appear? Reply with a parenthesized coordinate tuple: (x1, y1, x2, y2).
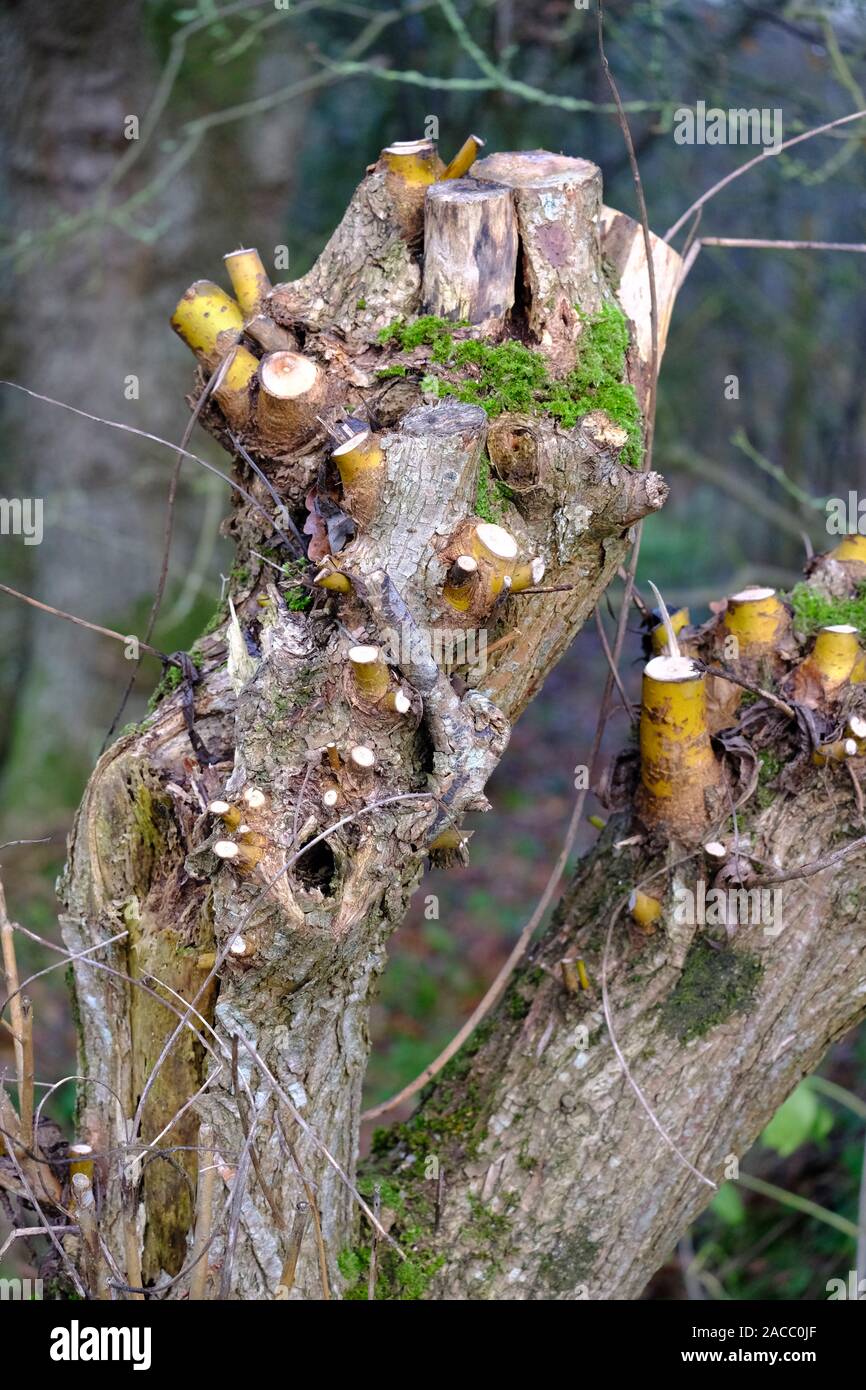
(761, 1083, 834, 1158)
(711, 1181, 746, 1226)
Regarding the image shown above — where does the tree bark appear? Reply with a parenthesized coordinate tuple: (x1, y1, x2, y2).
(51, 144, 680, 1299)
(396, 787, 866, 1300)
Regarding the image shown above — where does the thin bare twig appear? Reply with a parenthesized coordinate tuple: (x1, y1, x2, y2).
(19, 998, 34, 1150)
(597, 0, 659, 464)
(279, 1200, 312, 1296)
(367, 1184, 381, 1301)
(596, 608, 635, 721)
(698, 236, 866, 253)
(274, 1114, 331, 1300)
(747, 834, 866, 889)
(691, 660, 796, 720)
(665, 108, 866, 242)
(0, 583, 179, 667)
(189, 1123, 217, 1300)
(234, 1032, 402, 1258)
(0, 382, 296, 547)
(0, 880, 25, 1111)
(104, 345, 239, 742)
(1, 1115, 86, 1296)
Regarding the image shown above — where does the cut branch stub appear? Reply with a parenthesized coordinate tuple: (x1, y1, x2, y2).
(830, 535, 866, 567)
(711, 587, 793, 710)
(722, 587, 789, 657)
(380, 137, 440, 177)
(255, 351, 333, 455)
(651, 605, 689, 655)
(788, 623, 866, 705)
(442, 555, 478, 612)
(348, 644, 390, 703)
(472, 149, 603, 367)
(378, 137, 444, 239)
(223, 247, 273, 317)
(511, 556, 545, 592)
(441, 520, 518, 618)
(214, 346, 259, 431)
(171, 279, 243, 371)
(332, 429, 385, 526)
(314, 564, 351, 594)
(636, 654, 725, 841)
(440, 133, 485, 182)
(422, 179, 517, 333)
(170, 280, 261, 429)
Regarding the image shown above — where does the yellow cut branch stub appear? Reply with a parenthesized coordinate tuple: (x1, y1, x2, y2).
(723, 586, 788, 652)
(830, 535, 866, 564)
(651, 606, 689, 655)
(637, 654, 723, 839)
(223, 247, 273, 317)
(171, 280, 244, 371)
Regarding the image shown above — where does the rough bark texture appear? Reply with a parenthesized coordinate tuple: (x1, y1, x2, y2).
(422, 179, 517, 332)
(473, 150, 604, 372)
(392, 787, 866, 1300)
(56, 145, 676, 1300)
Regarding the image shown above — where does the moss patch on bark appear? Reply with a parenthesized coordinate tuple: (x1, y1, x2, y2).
(661, 938, 763, 1043)
(377, 304, 643, 467)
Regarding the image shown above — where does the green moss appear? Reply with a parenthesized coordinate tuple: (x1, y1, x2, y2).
(147, 649, 203, 711)
(787, 581, 866, 639)
(371, 1040, 488, 1165)
(475, 452, 495, 522)
(466, 1193, 513, 1245)
(279, 559, 312, 612)
(375, 363, 408, 378)
(505, 985, 532, 1020)
(378, 304, 642, 467)
(337, 1248, 365, 1286)
(474, 452, 515, 522)
(661, 939, 763, 1044)
(755, 750, 784, 809)
(538, 1230, 598, 1293)
(338, 1174, 444, 1300)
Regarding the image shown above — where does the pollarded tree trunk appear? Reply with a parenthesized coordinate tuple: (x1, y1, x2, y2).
(57, 142, 677, 1299)
(359, 558, 866, 1300)
(382, 787, 866, 1301)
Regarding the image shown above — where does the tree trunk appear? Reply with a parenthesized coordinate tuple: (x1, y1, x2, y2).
(48, 141, 681, 1299)
(389, 788, 866, 1300)
(355, 559, 866, 1299)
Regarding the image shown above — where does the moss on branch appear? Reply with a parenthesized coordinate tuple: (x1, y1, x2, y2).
(788, 580, 866, 639)
(378, 303, 643, 467)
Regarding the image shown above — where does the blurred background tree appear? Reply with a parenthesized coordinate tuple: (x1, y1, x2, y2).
(1, 0, 865, 1297)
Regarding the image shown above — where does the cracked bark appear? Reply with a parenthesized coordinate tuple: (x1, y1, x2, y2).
(58, 145, 675, 1299)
